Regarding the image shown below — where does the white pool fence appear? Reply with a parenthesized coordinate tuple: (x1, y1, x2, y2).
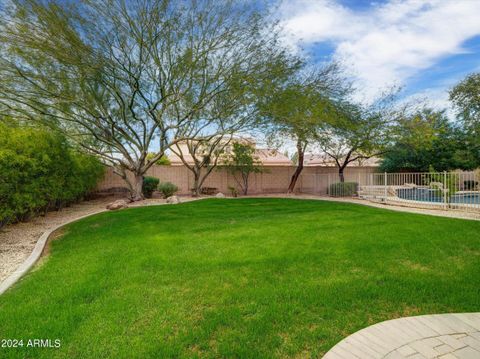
(307, 171, 480, 213)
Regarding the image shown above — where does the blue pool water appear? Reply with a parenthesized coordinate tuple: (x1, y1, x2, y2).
(396, 188, 480, 204)
(451, 194, 480, 204)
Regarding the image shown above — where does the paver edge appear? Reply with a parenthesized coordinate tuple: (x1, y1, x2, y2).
(323, 313, 480, 358)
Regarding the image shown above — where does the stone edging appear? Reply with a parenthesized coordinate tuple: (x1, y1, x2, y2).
(0, 209, 107, 296)
(0, 198, 200, 296)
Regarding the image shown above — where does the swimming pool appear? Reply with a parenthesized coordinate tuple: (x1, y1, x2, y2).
(451, 192, 480, 204)
(396, 188, 480, 204)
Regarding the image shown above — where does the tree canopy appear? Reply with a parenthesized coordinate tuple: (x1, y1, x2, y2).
(450, 72, 480, 132)
(450, 72, 480, 154)
(380, 109, 480, 172)
(315, 93, 397, 181)
(257, 63, 349, 191)
(170, 135, 235, 196)
(223, 142, 264, 195)
(0, 0, 294, 199)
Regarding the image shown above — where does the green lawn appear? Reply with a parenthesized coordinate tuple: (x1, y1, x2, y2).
(1, 198, 479, 358)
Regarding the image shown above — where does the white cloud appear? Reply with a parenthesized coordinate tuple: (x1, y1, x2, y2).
(278, 0, 480, 102)
(402, 87, 450, 110)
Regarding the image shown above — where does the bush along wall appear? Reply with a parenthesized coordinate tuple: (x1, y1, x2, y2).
(142, 176, 160, 198)
(158, 182, 178, 198)
(0, 123, 104, 228)
(328, 182, 358, 197)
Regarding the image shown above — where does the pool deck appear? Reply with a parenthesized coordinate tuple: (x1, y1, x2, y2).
(323, 313, 480, 359)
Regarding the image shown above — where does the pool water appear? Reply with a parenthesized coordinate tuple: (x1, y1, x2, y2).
(396, 188, 480, 204)
(451, 193, 480, 204)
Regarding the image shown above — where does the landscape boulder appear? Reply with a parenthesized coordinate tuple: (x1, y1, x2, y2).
(166, 195, 180, 204)
(215, 192, 225, 198)
(106, 199, 129, 210)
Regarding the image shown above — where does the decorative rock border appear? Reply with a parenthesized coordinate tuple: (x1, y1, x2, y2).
(0, 209, 107, 296)
(323, 313, 480, 358)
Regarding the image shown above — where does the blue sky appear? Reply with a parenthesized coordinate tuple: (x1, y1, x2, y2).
(276, 0, 480, 111)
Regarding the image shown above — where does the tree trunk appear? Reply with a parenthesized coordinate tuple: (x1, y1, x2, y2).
(115, 167, 144, 201)
(243, 175, 249, 195)
(337, 150, 354, 184)
(192, 171, 201, 197)
(287, 141, 305, 193)
(130, 174, 144, 201)
(237, 171, 249, 195)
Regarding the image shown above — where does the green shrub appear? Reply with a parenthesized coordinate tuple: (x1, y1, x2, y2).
(142, 176, 160, 198)
(158, 182, 178, 198)
(228, 185, 238, 197)
(328, 182, 358, 197)
(146, 152, 171, 165)
(0, 123, 104, 228)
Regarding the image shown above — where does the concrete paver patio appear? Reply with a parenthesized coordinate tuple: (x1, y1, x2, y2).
(323, 313, 480, 359)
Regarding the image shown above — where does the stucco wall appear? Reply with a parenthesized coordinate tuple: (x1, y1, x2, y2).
(96, 165, 378, 195)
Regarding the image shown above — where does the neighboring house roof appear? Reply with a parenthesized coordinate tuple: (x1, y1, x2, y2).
(255, 149, 293, 166)
(168, 140, 222, 166)
(168, 152, 194, 166)
(168, 140, 293, 167)
(304, 154, 380, 167)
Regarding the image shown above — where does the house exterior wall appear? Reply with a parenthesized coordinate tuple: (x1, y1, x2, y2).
(96, 165, 378, 195)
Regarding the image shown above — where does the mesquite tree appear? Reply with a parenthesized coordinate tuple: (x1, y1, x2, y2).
(316, 100, 394, 182)
(450, 72, 480, 147)
(0, 0, 291, 200)
(258, 64, 347, 192)
(170, 84, 263, 196)
(224, 142, 264, 195)
(170, 135, 235, 196)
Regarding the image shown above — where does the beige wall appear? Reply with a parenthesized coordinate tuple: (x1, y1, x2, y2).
(96, 165, 378, 195)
